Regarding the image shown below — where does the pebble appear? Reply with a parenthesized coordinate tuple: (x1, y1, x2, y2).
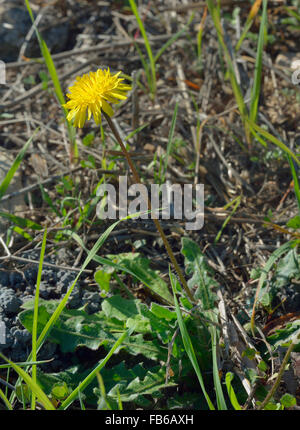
(0, 249, 97, 362)
(0, 287, 22, 314)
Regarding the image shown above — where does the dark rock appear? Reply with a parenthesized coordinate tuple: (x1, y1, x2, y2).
(0, 287, 22, 314)
(86, 302, 101, 314)
(82, 292, 102, 314)
(0, 270, 9, 287)
(9, 271, 23, 287)
(0, 250, 91, 367)
(10, 348, 29, 362)
(55, 271, 77, 295)
(39, 280, 51, 299)
(0, 3, 70, 62)
(11, 327, 31, 345)
(25, 285, 34, 296)
(67, 287, 82, 309)
(0, 3, 32, 62)
(82, 292, 101, 304)
(24, 266, 38, 285)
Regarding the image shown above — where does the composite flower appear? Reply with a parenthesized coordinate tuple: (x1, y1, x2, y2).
(63, 68, 131, 128)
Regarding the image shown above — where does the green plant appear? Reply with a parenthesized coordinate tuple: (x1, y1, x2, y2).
(206, 0, 300, 164)
(129, 0, 194, 99)
(0, 0, 299, 411)
(8, 213, 143, 409)
(129, 0, 156, 98)
(0, 129, 43, 242)
(7, 237, 233, 409)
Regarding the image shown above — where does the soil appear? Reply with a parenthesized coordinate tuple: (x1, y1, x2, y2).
(0, 0, 299, 410)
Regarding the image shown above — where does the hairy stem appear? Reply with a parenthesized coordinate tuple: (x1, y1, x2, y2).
(104, 112, 194, 302)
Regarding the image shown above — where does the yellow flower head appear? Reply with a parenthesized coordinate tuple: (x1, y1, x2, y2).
(63, 68, 131, 128)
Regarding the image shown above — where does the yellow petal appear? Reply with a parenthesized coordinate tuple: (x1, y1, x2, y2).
(101, 100, 114, 117)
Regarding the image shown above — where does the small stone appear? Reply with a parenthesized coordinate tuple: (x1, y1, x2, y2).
(9, 271, 23, 287)
(24, 266, 38, 285)
(0, 270, 9, 287)
(0, 287, 22, 314)
(0, 327, 14, 351)
(0, 3, 70, 62)
(13, 328, 31, 344)
(67, 288, 82, 309)
(86, 302, 101, 314)
(39, 281, 51, 299)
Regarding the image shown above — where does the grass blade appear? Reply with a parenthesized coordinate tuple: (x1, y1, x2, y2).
(154, 13, 195, 63)
(10, 215, 139, 404)
(67, 226, 174, 305)
(0, 359, 53, 369)
(225, 372, 242, 410)
(0, 388, 13, 410)
(58, 327, 135, 410)
(0, 352, 55, 410)
(0, 129, 38, 200)
(249, 0, 267, 124)
(235, 0, 263, 52)
(210, 313, 227, 409)
(206, 0, 249, 141)
(286, 154, 300, 213)
(170, 269, 215, 410)
(211, 331, 227, 409)
(247, 119, 300, 166)
(160, 102, 178, 184)
(214, 196, 241, 244)
(31, 228, 47, 410)
(133, 40, 152, 93)
(284, 6, 300, 22)
(0, 212, 42, 230)
(196, 7, 207, 60)
(129, 0, 156, 97)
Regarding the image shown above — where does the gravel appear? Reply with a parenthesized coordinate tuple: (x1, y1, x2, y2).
(0, 287, 22, 314)
(0, 2, 70, 62)
(0, 249, 97, 363)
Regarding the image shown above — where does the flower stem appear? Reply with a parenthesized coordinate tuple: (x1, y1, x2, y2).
(104, 112, 194, 303)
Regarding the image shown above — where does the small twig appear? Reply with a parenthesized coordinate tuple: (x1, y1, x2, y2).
(160, 0, 250, 12)
(18, 10, 44, 62)
(176, 62, 198, 151)
(0, 166, 124, 203)
(242, 46, 300, 94)
(0, 56, 100, 111)
(208, 134, 255, 195)
(5, 35, 183, 69)
(217, 288, 230, 358)
(0, 236, 10, 257)
(0, 237, 93, 274)
(104, 112, 194, 302)
(165, 327, 180, 384)
(242, 380, 259, 410)
(0, 377, 16, 391)
(131, 70, 141, 147)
